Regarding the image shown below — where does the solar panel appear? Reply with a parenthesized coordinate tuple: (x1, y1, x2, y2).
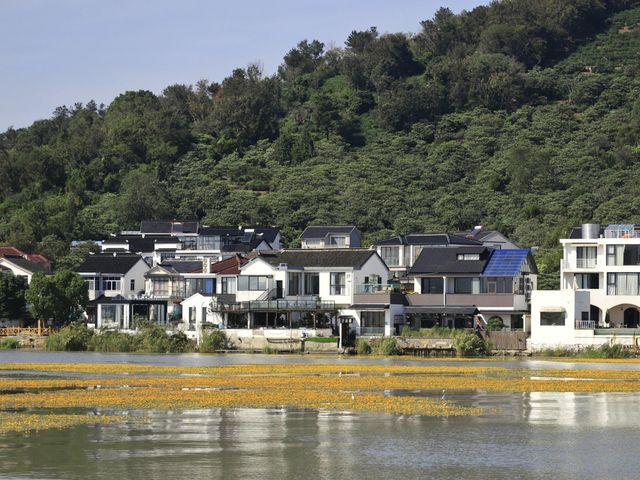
(482, 249, 529, 277)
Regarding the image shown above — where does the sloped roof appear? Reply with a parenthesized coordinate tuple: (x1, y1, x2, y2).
(0, 246, 25, 257)
(254, 249, 381, 269)
(75, 254, 147, 274)
(162, 261, 203, 274)
(300, 226, 359, 240)
(376, 233, 481, 247)
(482, 249, 531, 277)
(0, 256, 51, 274)
(409, 247, 490, 275)
(211, 254, 249, 275)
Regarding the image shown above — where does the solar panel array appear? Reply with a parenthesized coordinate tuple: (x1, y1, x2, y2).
(481, 249, 529, 277)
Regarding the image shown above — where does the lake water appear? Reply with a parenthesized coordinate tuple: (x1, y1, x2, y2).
(1, 351, 639, 479)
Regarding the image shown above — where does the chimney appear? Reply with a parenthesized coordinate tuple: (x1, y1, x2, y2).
(202, 259, 211, 274)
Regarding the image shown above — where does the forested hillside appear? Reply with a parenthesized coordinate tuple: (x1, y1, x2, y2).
(1, 0, 640, 285)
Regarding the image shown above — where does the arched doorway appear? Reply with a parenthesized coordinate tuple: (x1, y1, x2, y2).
(624, 307, 640, 328)
(590, 305, 603, 326)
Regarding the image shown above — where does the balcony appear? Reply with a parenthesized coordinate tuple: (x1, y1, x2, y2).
(211, 299, 336, 312)
(407, 293, 519, 309)
(575, 320, 596, 330)
(563, 259, 597, 270)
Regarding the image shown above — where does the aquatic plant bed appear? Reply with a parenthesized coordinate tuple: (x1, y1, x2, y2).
(2, 361, 640, 434)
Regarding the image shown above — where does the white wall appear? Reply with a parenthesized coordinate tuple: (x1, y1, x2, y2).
(530, 289, 590, 348)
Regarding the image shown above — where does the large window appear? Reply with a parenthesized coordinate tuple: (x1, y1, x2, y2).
(101, 305, 116, 323)
(457, 253, 480, 261)
(576, 246, 597, 268)
(330, 272, 346, 295)
(238, 276, 270, 291)
(540, 311, 565, 326)
(196, 236, 221, 250)
(484, 277, 513, 294)
(575, 273, 599, 289)
(453, 277, 480, 294)
(288, 272, 302, 296)
(421, 277, 443, 294)
(380, 247, 400, 266)
(185, 278, 215, 296)
(607, 273, 640, 295)
(221, 277, 236, 294)
(179, 236, 197, 250)
(152, 278, 170, 296)
(329, 236, 346, 247)
(361, 311, 385, 327)
(84, 277, 96, 291)
(304, 272, 320, 295)
(102, 276, 121, 291)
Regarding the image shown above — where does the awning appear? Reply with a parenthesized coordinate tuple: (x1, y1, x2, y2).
(349, 303, 389, 310)
(540, 306, 566, 313)
(404, 306, 478, 315)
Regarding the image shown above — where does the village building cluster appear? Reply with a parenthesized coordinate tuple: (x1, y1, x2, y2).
(3, 221, 640, 350)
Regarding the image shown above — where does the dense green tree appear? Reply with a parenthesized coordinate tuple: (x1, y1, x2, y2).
(25, 270, 88, 326)
(0, 273, 28, 321)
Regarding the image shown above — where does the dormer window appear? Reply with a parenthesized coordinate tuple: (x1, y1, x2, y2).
(457, 253, 480, 261)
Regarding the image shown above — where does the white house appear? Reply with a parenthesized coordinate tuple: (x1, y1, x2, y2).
(74, 253, 163, 329)
(0, 246, 51, 284)
(206, 249, 392, 336)
(531, 224, 640, 349)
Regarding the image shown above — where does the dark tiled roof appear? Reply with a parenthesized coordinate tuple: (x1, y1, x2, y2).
(162, 261, 203, 273)
(75, 254, 147, 274)
(376, 233, 482, 247)
(255, 249, 381, 269)
(252, 227, 280, 245)
(300, 226, 358, 240)
(0, 257, 51, 274)
(140, 221, 172, 234)
(409, 247, 490, 275)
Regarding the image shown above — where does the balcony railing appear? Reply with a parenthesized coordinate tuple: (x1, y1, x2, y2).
(575, 320, 596, 330)
(355, 284, 400, 294)
(212, 299, 336, 312)
(604, 230, 640, 239)
(576, 258, 597, 268)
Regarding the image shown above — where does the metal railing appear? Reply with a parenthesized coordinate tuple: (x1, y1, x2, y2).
(354, 284, 401, 294)
(576, 258, 597, 268)
(214, 299, 336, 312)
(604, 230, 640, 239)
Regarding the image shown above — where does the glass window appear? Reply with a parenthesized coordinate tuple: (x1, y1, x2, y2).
(421, 277, 443, 294)
(454, 278, 472, 294)
(288, 272, 302, 296)
(153, 278, 169, 296)
(238, 276, 270, 291)
(304, 273, 320, 295)
(575, 273, 599, 289)
(361, 311, 385, 328)
(607, 273, 640, 295)
(180, 236, 197, 250)
(101, 305, 116, 323)
(576, 246, 597, 268)
(130, 279, 135, 291)
(329, 236, 346, 247)
(85, 277, 95, 291)
(103, 276, 121, 291)
(221, 277, 236, 294)
(457, 253, 480, 261)
(330, 272, 346, 295)
(196, 236, 221, 250)
(380, 247, 400, 266)
(540, 311, 565, 326)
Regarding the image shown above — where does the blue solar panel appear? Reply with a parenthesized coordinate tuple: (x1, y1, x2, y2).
(482, 249, 529, 277)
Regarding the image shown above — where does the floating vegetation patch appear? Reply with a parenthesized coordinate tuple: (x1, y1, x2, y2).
(1, 361, 639, 434)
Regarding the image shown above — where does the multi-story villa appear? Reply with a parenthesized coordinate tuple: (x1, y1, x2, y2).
(531, 224, 640, 348)
(0, 246, 50, 284)
(406, 246, 537, 330)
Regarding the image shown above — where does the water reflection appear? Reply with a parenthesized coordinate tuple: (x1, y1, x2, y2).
(1, 392, 640, 480)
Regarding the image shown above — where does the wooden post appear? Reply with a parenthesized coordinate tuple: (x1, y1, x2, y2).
(37, 319, 41, 336)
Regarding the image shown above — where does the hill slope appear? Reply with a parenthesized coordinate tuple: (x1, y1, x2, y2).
(1, 0, 640, 285)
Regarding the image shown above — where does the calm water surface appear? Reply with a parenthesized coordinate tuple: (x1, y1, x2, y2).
(1, 351, 639, 479)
